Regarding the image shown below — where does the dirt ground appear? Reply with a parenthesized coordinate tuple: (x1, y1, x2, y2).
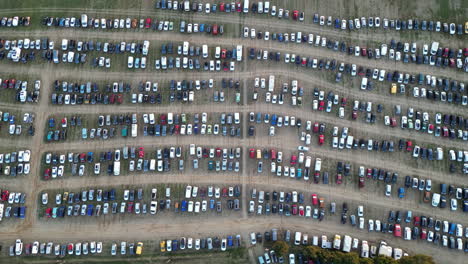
(0, 1, 467, 263)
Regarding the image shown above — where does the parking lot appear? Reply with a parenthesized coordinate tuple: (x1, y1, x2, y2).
(0, 0, 467, 263)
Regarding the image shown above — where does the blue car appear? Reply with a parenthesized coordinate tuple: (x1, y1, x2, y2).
(181, 200, 187, 212)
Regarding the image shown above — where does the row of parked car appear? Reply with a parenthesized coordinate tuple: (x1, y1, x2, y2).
(246, 45, 467, 98)
(10, 239, 104, 256)
(254, 228, 406, 262)
(345, 206, 468, 251)
(159, 234, 241, 252)
(156, 0, 304, 21)
(0, 16, 30, 27)
(313, 12, 467, 35)
(245, 24, 466, 71)
(0, 78, 41, 103)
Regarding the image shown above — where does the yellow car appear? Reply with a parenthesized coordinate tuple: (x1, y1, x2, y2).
(160, 240, 166, 252)
(136, 242, 143, 255)
(465, 22, 468, 34)
(390, 83, 397, 94)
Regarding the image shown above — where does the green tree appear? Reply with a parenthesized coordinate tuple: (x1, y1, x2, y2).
(303, 246, 321, 259)
(272, 241, 289, 257)
(398, 254, 435, 264)
(373, 255, 398, 264)
(359, 258, 374, 264)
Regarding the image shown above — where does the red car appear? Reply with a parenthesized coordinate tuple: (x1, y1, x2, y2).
(138, 147, 145, 158)
(311, 194, 318, 205)
(341, 97, 347, 106)
(45, 208, 52, 218)
(1, 190, 9, 201)
(420, 229, 427, 240)
(442, 127, 449, 137)
(292, 10, 299, 20)
(212, 24, 218, 35)
(216, 148, 222, 158)
(394, 224, 402, 237)
(314, 172, 320, 183)
(359, 176, 365, 188)
(406, 141, 413, 151)
(160, 114, 167, 125)
(366, 168, 372, 178)
(109, 94, 115, 104)
(145, 18, 151, 28)
(318, 134, 325, 145)
(270, 149, 277, 160)
(127, 202, 134, 213)
(361, 48, 367, 57)
(318, 101, 325, 111)
(290, 155, 297, 165)
(390, 118, 397, 127)
(222, 188, 228, 197)
(313, 122, 319, 133)
(299, 206, 304, 216)
(44, 168, 51, 180)
(352, 111, 358, 120)
(442, 48, 449, 58)
(117, 94, 123, 104)
(292, 204, 298, 215)
(220, 3, 225, 12)
(413, 216, 421, 226)
(236, 2, 242, 12)
(221, 49, 227, 59)
(336, 174, 343, 184)
(249, 148, 255, 159)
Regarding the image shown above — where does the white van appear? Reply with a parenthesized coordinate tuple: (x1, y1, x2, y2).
(431, 193, 440, 207)
(81, 14, 88, 27)
(314, 158, 322, 172)
(61, 39, 68, 50)
(142, 40, 150, 56)
(430, 42, 439, 56)
(342, 235, 352, 252)
(131, 124, 138, 137)
(185, 186, 192, 198)
(294, 232, 301, 245)
(268, 75, 275, 92)
(161, 56, 167, 69)
(234, 112, 240, 124)
(258, 191, 264, 203)
(360, 78, 368, 90)
(113, 161, 120, 176)
(243, 0, 249, 13)
(333, 235, 341, 250)
(183, 41, 189, 56)
(167, 113, 173, 124)
(380, 44, 388, 56)
(346, 136, 354, 149)
(264, 1, 270, 13)
(184, 1, 190, 11)
(385, 185, 392, 196)
(321, 236, 328, 248)
(296, 32, 302, 43)
(202, 45, 208, 58)
(190, 144, 196, 156)
(305, 156, 312, 168)
(128, 56, 134, 68)
(236, 45, 243, 61)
